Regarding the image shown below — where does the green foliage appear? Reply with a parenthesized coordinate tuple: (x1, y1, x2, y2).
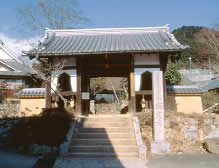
(9, 108, 72, 149)
(172, 26, 202, 62)
(165, 63, 181, 85)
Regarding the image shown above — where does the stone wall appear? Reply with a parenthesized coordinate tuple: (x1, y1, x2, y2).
(20, 98, 45, 116)
(0, 103, 20, 118)
(167, 95, 203, 114)
(137, 111, 219, 153)
(95, 103, 121, 114)
(165, 112, 219, 153)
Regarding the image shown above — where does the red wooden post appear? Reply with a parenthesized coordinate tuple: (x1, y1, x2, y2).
(76, 62, 82, 115)
(128, 57, 136, 113)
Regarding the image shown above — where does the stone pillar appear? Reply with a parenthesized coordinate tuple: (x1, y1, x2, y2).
(151, 71, 170, 153)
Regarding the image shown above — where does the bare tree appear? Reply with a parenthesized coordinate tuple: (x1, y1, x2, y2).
(32, 58, 68, 106)
(90, 78, 106, 99)
(195, 27, 219, 73)
(17, 0, 89, 36)
(17, 0, 89, 107)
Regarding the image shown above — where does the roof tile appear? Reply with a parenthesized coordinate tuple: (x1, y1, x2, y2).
(26, 26, 187, 56)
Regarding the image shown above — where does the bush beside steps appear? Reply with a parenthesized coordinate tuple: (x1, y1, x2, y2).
(8, 108, 73, 155)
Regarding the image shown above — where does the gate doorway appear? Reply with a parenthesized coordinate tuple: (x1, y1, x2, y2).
(89, 77, 128, 115)
(78, 54, 134, 115)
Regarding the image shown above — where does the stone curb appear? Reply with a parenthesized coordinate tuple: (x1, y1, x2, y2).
(59, 119, 77, 156)
(132, 117, 147, 160)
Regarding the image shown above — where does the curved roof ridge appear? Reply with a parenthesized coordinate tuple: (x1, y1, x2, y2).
(25, 24, 188, 56)
(45, 25, 169, 34)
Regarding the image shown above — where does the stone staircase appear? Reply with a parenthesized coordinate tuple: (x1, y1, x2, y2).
(68, 116, 139, 158)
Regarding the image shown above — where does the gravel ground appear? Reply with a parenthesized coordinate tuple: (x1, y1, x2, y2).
(147, 153, 219, 168)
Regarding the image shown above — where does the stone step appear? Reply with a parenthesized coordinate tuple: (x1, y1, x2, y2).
(88, 114, 132, 117)
(71, 139, 137, 146)
(95, 112, 121, 115)
(95, 108, 118, 110)
(80, 117, 131, 123)
(80, 122, 131, 128)
(79, 127, 134, 133)
(69, 145, 138, 153)
(95, 104, 117, 106)
(76, 133, 136, 139)
(95, 107, 117, 109)
(66, 152, 138, 159)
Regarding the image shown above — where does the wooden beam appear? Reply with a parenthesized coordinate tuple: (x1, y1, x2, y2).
(130, 71, 135, 97)
(52, 91, 76, 98)
(75, 59, 82, 115)
(128, 57, 136, 113)
(134, 65, 160, 68)
(57, 91, 76, 96)
(135, 90, 152, 95)
(81, 73, 90, 115)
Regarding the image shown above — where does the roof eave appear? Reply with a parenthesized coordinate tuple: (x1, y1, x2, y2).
(25, 49, 184, 57)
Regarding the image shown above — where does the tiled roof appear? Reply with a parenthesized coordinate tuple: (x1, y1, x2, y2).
(15, 88, 45, 97)
(25, 25, 187, 56)
(167, 85, 203, 94)
(0, 60, 34, 76)
(0, 71, 31, 76)
(200, 80, 219, 91)
(2, 60, 33, 72)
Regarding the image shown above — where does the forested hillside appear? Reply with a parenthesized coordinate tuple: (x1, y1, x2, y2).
(172, 26, 219, 73)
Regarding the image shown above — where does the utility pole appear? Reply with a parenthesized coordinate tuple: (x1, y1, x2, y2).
(189, 57, 192, 81)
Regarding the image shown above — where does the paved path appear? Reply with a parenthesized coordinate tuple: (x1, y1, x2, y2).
(147, 153, 219, 168)
(1, 151, 219, 168)
(54, 157, 147, 168)
(0, 151, 38, 168)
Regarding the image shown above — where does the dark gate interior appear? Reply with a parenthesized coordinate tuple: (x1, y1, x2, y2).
(79, 54, 132, 115)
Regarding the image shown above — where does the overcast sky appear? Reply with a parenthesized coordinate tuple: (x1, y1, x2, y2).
(0, 0, 218, 55)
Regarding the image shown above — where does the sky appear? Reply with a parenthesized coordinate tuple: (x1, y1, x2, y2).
(0, 0, 218, 56)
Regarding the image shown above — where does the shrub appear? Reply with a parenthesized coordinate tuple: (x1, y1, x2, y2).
(202, 90, 219, 109)
(0, 103, 19, 119)
(165, 63, 181, 85)
(9, 108, 73, 150)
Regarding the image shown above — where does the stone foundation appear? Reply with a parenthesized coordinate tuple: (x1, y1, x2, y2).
(137, 111, 219, 154)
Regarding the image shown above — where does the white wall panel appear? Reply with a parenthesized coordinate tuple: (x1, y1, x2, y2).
(134, 54, 160, 65)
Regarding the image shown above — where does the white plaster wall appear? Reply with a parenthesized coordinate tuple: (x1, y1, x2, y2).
(134, 54, 160, 65)
(70, 76, 77, 92)
(53, 57, 76, 67)
(51, 76, 58, 92)
(135, 75, 141, 91)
